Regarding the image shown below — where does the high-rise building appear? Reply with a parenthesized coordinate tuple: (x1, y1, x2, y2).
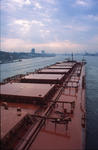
(31, 48, 35, 54)
(41, 50, 45, 54)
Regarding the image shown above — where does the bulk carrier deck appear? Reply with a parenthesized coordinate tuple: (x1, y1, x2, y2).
(0, 60, 86, 150)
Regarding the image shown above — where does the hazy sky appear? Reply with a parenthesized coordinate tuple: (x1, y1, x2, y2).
(1, 0, 98, 53)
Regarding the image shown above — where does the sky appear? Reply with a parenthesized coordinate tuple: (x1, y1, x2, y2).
(1, 0, 98, 53)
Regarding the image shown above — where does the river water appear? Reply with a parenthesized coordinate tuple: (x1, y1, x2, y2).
(0, 55, 98, 149)
(0, 55, 66, 81)
(85, 56, 98, 150)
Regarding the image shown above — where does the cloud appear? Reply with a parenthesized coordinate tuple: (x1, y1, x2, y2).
(1, 0, 31, 13)
(13, 19, 32, 34)
(47, 40, 82, 50)
(1, 0, 98, 53)
(91, 35, 98, 44)
(64, 24, 90, 31)
(14, 19, 30, 25)
(33, 2, 42, 9)
(24, 0, 31, 5)
(74, 0, 91, 7)
(1, 38, 84, 53)
(13, 0, 31, 5)
(14, 19, 45, 27)
(40, 29, 50, 39)
(1, 0, 42, 12)
(40, 30, 50, 33)
(88, 15, 98, 21)
(12, 0, 31, 7)
(41, 0, 56, 5)
(77, 0, 87, 6)
(31, 20, 45, 26)
(1, 38, 33, 52)
(82, 35, 98, 51)
(64, 25, 73, 29)
(12, 19, 45, 35)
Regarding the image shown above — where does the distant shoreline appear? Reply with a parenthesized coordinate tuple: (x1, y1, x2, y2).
(84, 54, 98, 56)
(0, 50, 56, 64)
(0, 56, 56, 65)
(0, 59, 22, 64)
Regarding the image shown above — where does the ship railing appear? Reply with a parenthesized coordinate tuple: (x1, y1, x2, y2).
(31, 114, 71, 130)
(49, 100, 75, 108)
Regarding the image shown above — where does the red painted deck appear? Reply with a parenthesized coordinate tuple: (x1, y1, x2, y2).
(20, 73, 65, 84)
(22, 74, 64, 80)
(48, 65, 73, 69)
(28, 64, 86, 150)
(55, 62, 76, 66)
(1, 83, 55, 103)
(38, 68, 70, 74)
(1, 61, 86, 150)
(1, 106, 27, 139)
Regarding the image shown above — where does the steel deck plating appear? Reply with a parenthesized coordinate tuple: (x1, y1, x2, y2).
(0, 60, 86, 150)
(1, 83, 55, 103)
(20, 73, 65, 84)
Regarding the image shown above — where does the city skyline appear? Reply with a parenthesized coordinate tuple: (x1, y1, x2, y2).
(1, 0, 98, 53)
